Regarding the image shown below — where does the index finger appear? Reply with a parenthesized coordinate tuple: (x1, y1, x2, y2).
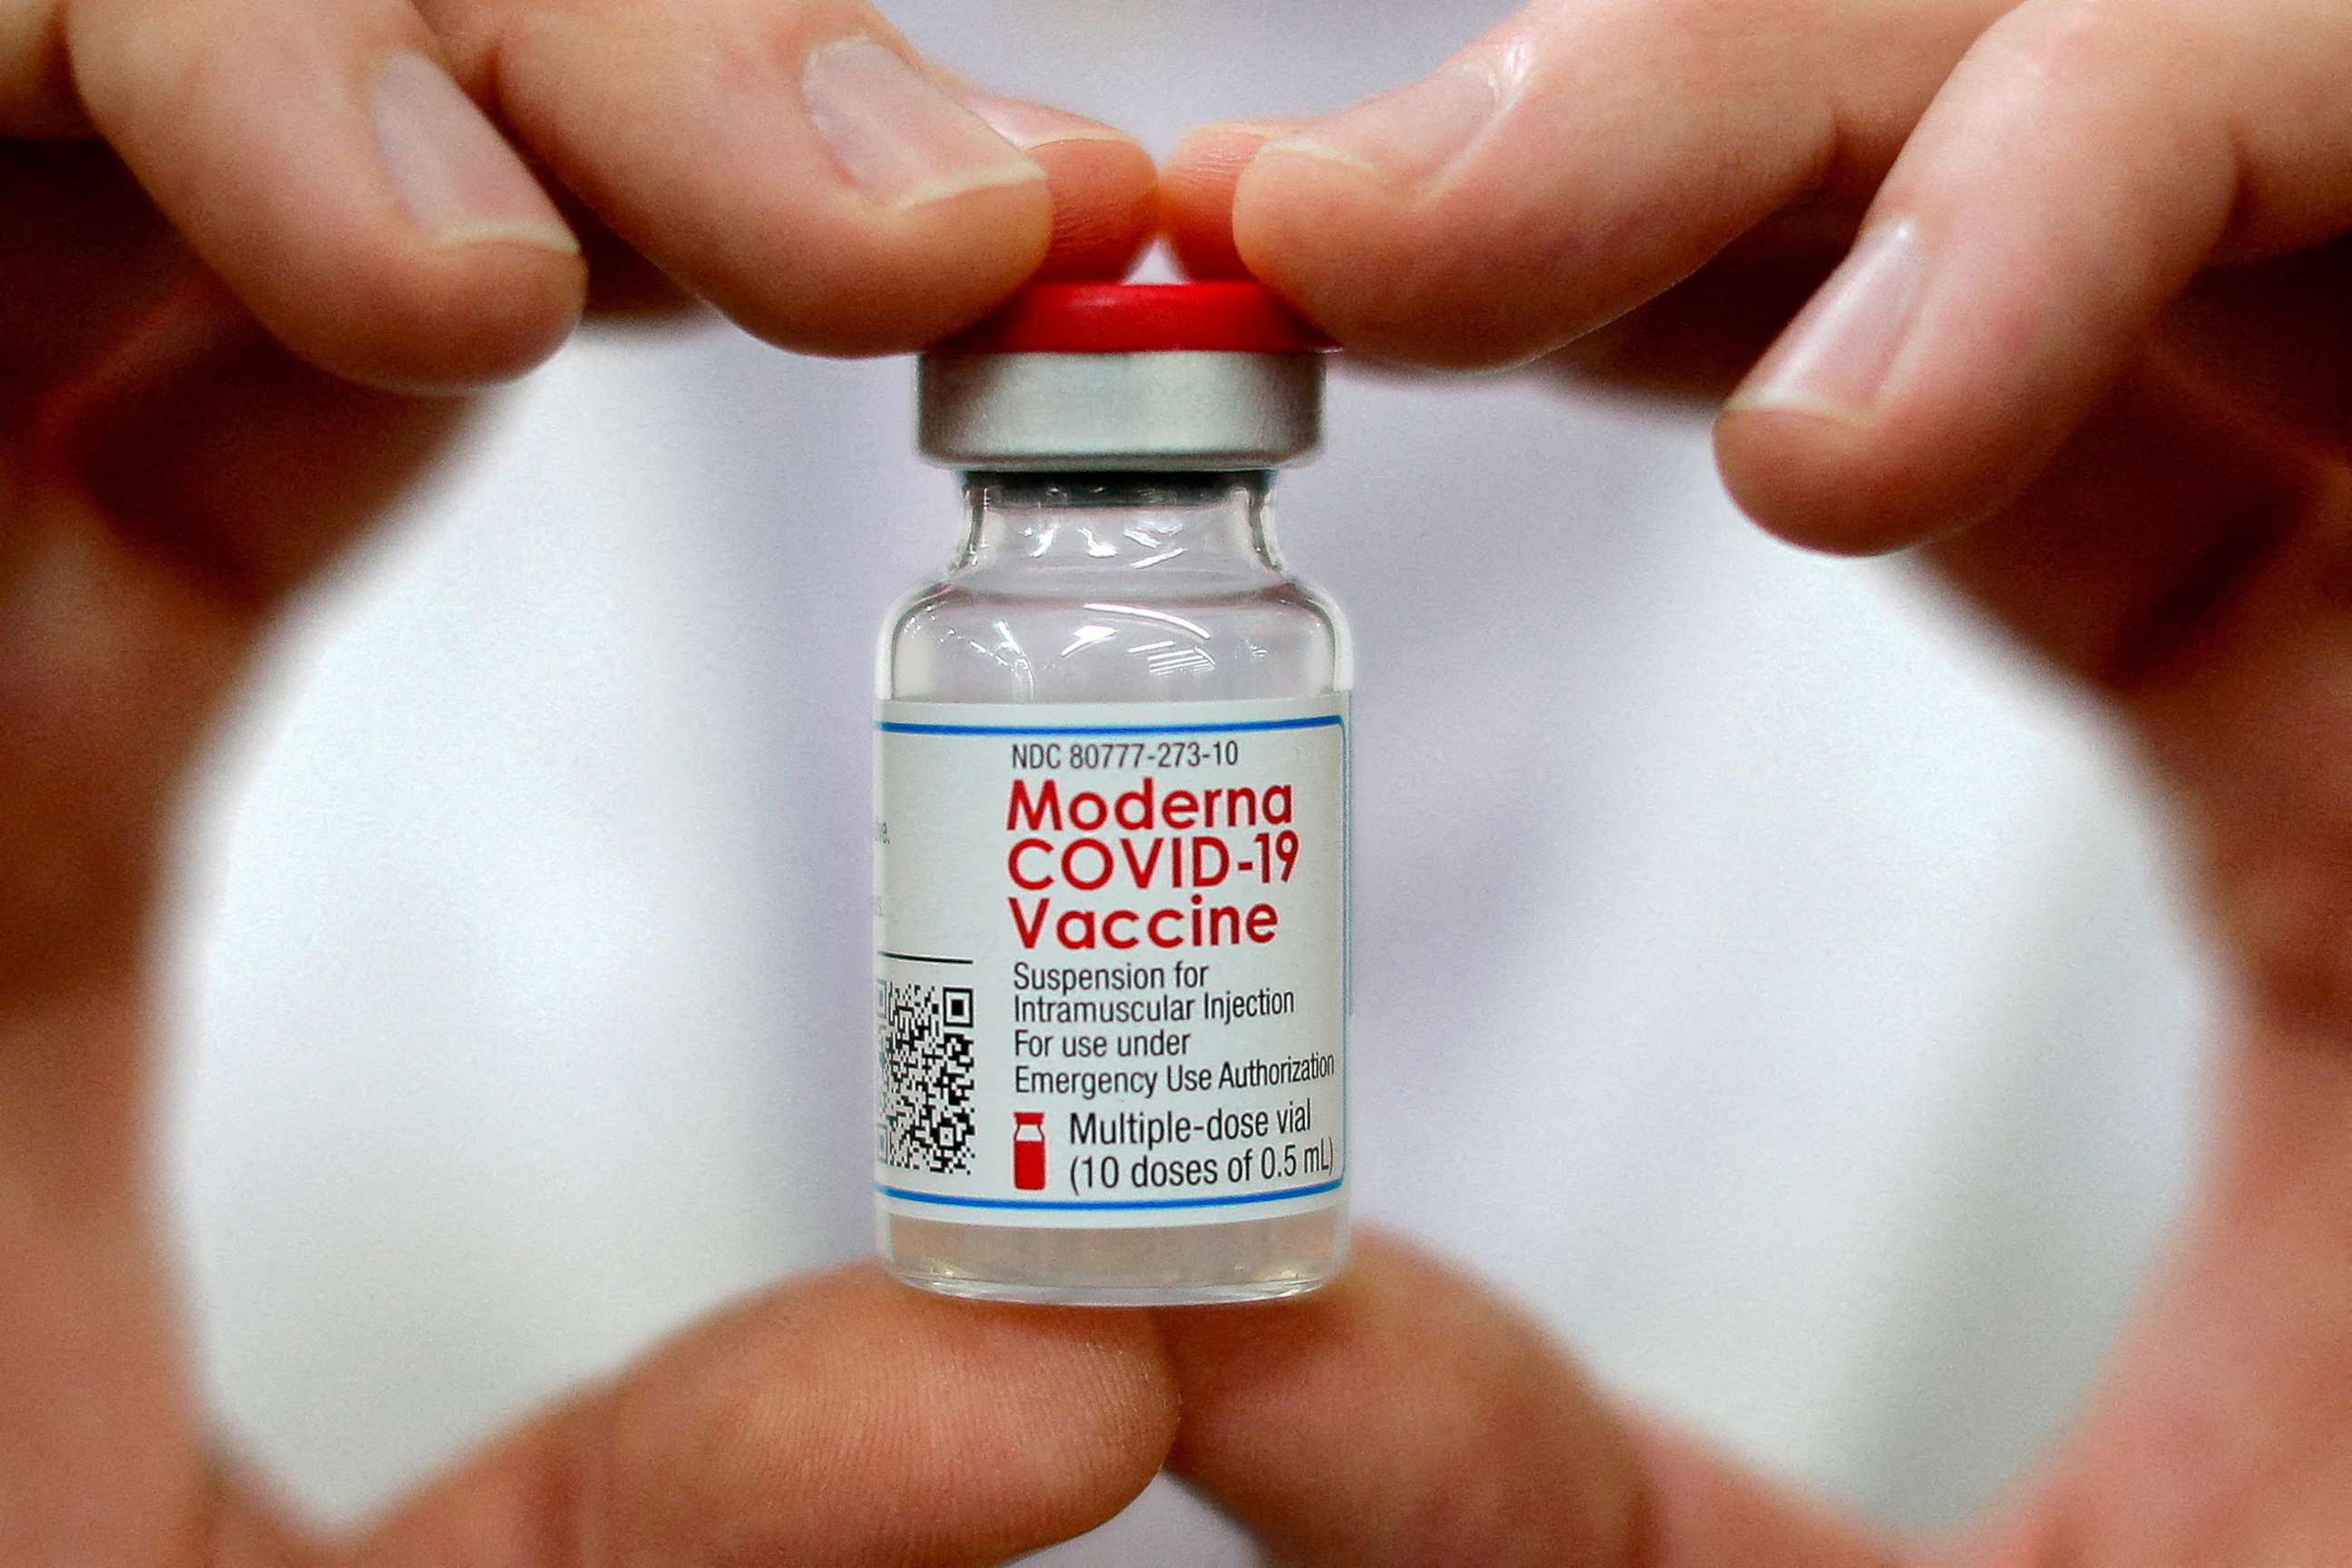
(1163, 0, 2004, 368)
(419, 0, 1156, 354)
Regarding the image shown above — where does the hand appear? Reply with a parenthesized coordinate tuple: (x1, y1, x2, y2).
(1155, 0, 2351, 1561)
(1, 0, 1170, 1558)
(3, 0, 1161, 976)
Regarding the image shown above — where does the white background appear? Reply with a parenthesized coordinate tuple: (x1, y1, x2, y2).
(164, 1, 2208, 1557)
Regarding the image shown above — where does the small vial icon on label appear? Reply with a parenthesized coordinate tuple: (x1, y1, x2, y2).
(1013, 1113, 1047, 1191)
(872, 283, 1353, 1306)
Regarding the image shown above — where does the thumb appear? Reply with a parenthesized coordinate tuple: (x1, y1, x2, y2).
(352, 1266, 1177, 1567)
(1156, 1230, 1889, 1568)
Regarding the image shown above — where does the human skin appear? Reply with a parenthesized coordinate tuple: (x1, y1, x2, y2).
(3, 0, 2348, 1562)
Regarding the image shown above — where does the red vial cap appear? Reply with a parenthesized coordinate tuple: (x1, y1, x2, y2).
(936, 281, 1334, 356)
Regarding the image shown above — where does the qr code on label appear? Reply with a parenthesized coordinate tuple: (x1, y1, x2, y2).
(877, 981, 976, 1175)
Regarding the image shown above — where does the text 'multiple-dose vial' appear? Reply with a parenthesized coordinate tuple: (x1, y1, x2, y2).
(873, 282, 1353, 1305)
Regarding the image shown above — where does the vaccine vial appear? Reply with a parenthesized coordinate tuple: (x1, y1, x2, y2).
(873, 282, 1352, 1305)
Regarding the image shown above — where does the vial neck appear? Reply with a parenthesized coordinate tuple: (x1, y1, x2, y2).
(956, 471, 1281, 577)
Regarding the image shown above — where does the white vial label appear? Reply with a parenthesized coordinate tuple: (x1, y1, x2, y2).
(875, 694, 1349, 1228)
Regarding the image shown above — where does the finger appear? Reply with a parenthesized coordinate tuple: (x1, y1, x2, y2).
(64, 0, 585, 390)
(44, 283, 472, 611)
(421, 0, 1144, 355)
(1546, 204, 1857, 402)
(569, 202, 706, 319)
(1934, 366, 2352, 1027)
(1717, 0, 2352, 552)
(1157, 1230, 1891, 1568)
(1162, 120, 1303, 279)
(565, 95, 1154, 318)
(1923, 359, 2330, 693)
(1163, 0, 2003, 368)
(965, 94, 1157, 279)
(1916, 358, 2352, 1020)
(0, 0, 83, 134)
(2159, 234, 2352, 459)
(0, 296, 478, 1563)
(351, 1264, 1177, 1568)
(4, 275, 466, 989)
(0, 142, 191, 393)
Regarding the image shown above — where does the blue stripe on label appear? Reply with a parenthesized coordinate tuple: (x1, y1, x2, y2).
(877, 1177, 1344, 1212)
(877, 715, 1343, 738)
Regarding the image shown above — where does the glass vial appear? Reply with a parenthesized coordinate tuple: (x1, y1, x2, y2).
(873, 283, 1352, 1305)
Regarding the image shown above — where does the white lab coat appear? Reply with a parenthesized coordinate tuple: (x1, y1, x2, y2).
(165, 2, 2206, 1556)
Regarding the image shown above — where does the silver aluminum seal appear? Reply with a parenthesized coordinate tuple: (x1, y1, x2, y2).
(918, 351, 1323, 470)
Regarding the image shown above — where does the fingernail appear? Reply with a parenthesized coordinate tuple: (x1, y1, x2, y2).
(803, 39, 1044, 210)
(1730, 220, 1925, 422)
(1262, 63, 1502, 188)
(371, 52, 578, 253)
(964, 94, 1138, 152)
